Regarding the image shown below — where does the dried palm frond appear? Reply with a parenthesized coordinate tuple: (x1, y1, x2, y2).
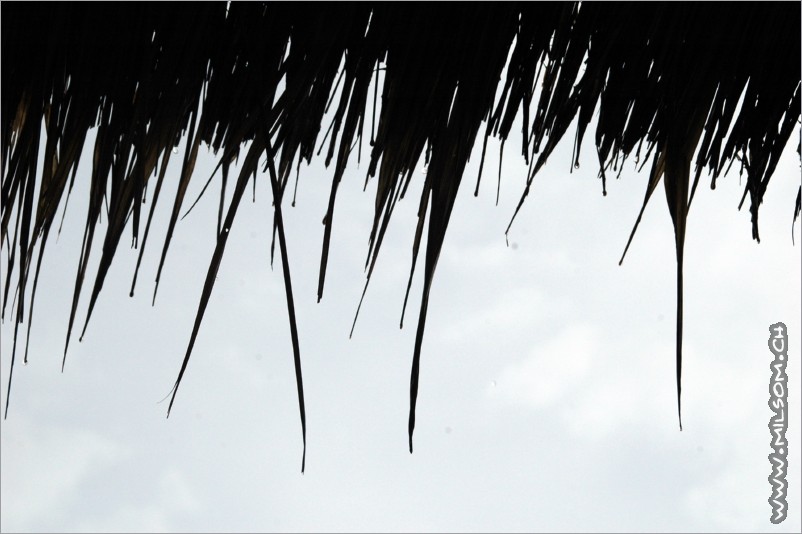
(2, 2, 800, 470)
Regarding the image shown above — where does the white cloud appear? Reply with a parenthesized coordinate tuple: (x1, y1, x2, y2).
(684, 461, 776, 532)
(493, 324, 598, 409)
(71, 469, 200, 533)
(158, 468, 200, 513)
(438, 285, 549, 346)
(0, 416, 128, 532)
(74, 505, 171, 533)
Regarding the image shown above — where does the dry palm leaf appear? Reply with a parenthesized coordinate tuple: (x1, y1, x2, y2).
(2, 2, 800, 468)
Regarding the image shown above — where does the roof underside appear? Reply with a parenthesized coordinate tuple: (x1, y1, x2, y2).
(2, 2, 800, 470)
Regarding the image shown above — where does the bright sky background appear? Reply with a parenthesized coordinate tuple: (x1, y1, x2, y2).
(1, 57, 801, 533)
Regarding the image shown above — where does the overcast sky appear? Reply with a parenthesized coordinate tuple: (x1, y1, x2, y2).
(1, 64, 801, 532)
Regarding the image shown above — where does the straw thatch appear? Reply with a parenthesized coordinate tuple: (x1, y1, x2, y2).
(2, 2, 800, 470)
